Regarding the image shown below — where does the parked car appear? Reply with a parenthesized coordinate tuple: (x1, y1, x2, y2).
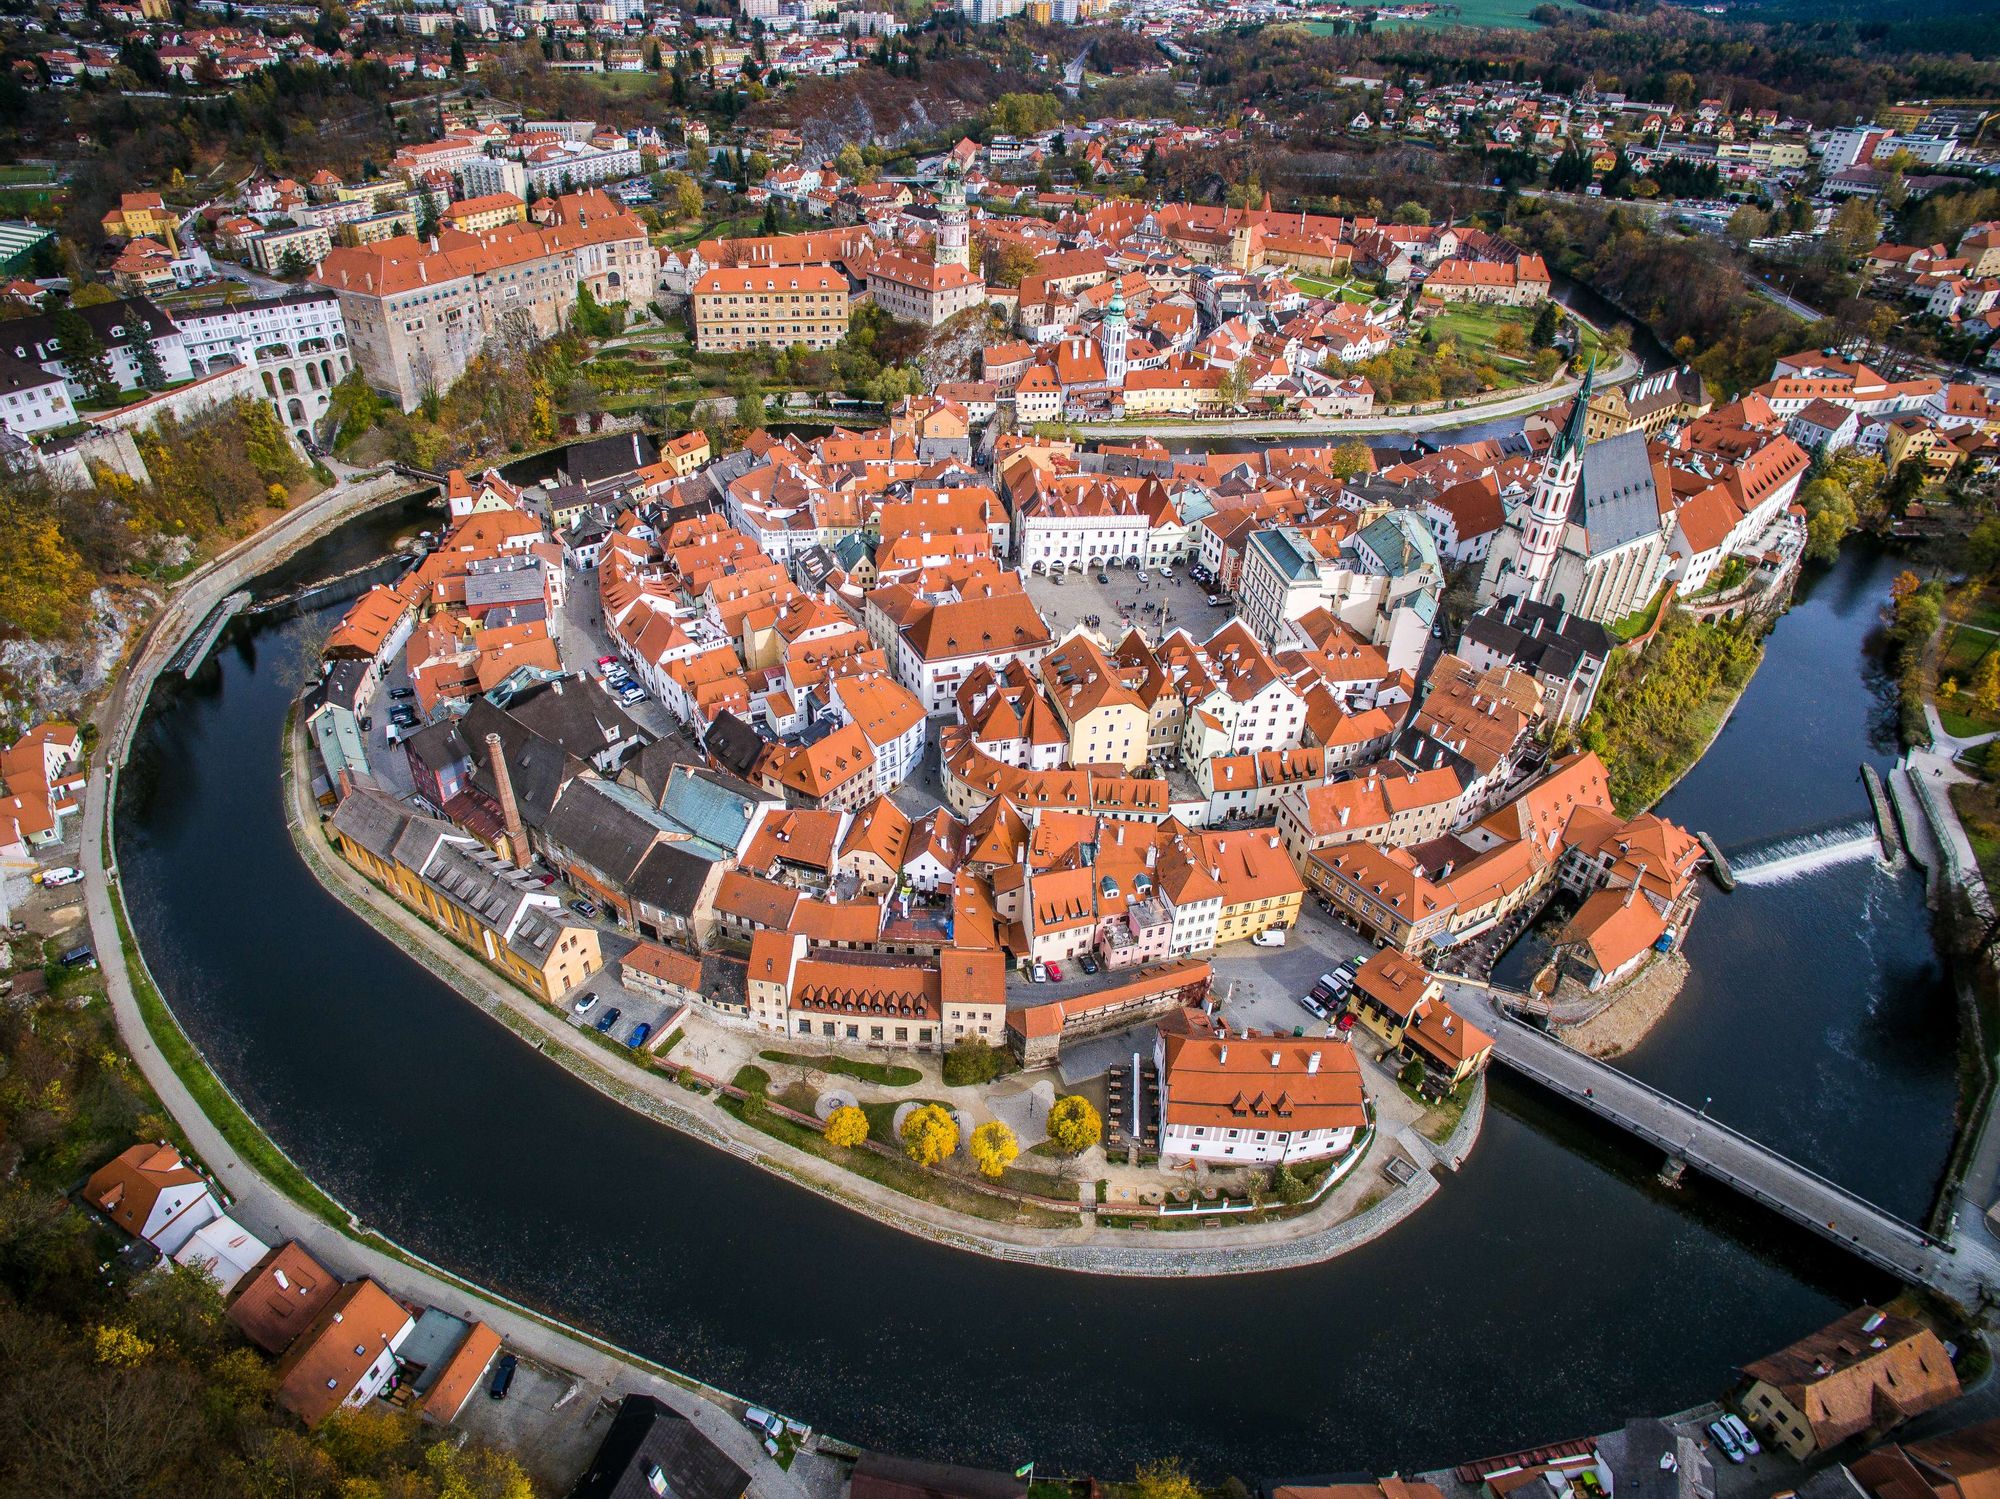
(488, 1354, 517, 1400)
(1136, 570, 1149, 581)
(1309, 981, 1336, 1004)
(1250, 927, 1286, 948)
(1032, 961, 1049, 983)
(593, 1006, 622, 1034)
(571, 898, 598, 919)
(388, 686, 415, 700)
(1047, 961, 1063, 981)
(627, 1022, 652, 1050)
(596, 655, 616, 669)
(1299, 995, 1329, 1020)
(1708, 1421, 1746, 1465)
(1097, 572, 1110, 584)
(1721, 1415, 1760, 1456)
(574, 993, 598, 1016)
(1077, 953, 1099, 975)
(39, 867, 82, 888)
(1160, 568, 1175, 581)
(1207, 595, 1228, 607)
(58, 945, 95, 969)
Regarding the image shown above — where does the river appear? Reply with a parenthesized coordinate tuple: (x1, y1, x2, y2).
(115, 517, 1937, 1480)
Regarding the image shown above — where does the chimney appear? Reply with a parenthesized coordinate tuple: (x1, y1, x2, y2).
(1307, 1051, 1321, 1074)
(488, 733, 527, 865)
(1219, 1045, 1228, 1063)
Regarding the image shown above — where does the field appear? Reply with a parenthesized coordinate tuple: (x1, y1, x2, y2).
(1299, 0, 1575, 31)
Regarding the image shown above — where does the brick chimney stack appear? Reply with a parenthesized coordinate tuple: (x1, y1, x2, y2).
(487, 732, 526, 865)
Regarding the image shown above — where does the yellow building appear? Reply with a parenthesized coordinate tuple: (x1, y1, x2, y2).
(1039, 632, 1149, 770)
(329, 786, 602, 1004)
(1885, 415, 1963, 476)
(339, 209, 420, 248)
(691, 264, 850, 352)
(100, 192, 177, 251)
(442, 192, 528, 235)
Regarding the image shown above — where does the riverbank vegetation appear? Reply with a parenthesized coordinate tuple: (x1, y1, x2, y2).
(0, 922, 536, 1498)
(1580, 611, 1765, 813)
(1889, 570, 1947, 748)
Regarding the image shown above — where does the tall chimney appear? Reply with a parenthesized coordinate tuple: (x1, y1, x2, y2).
(487, 732, 526, 865)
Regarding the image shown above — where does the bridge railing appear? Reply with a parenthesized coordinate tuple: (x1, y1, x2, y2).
(1472, 990, 1936, 1240)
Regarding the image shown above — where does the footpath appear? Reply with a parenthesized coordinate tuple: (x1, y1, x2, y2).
(78, 475, 840, 1498)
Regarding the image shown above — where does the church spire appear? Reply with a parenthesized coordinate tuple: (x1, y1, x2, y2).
(1556, 355, 1596, 460)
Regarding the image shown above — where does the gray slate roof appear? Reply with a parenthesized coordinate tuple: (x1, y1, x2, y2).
(1576, 430, 1664, 555)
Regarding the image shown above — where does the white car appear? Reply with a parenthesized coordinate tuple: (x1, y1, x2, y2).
(39, 867, 82, 888)
(1250, 927, 1287, 948)
(574, 993, 599, 1016)
(1160, 569, 1175, 581)
(1721, 1415, 1760, 1456)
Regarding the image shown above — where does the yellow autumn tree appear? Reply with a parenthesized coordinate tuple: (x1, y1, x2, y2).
(1047, 1095, 1102, 1155)
(0, 492, 92, 640)
(91, 1323, 153, 1367)
(824, 1104, 868, 1148)
(901, 1103, 958, 1166)
(1133, 1458, 1202, 1499)
(969, 1120, 1018, 1178)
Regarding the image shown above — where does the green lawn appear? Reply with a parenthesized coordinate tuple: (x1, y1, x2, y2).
(759, 1049, 924, 1088)
(1289, 274, 1376, 305)
(1608, 586, 1669, 643)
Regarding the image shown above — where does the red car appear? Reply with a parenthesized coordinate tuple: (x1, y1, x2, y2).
(1047, 961, 1063, 981)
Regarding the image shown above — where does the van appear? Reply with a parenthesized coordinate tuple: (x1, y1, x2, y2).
(58, 945, 96, 969)
(1250, 927, 1286, 948)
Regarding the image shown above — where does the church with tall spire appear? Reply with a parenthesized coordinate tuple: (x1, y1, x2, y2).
(1476, 359, 1677, 626)
(1513, 358, 1593, 604)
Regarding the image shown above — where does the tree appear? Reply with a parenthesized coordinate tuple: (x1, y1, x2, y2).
(1725, 204, 1769, 249)
(1046, 1095, 1101, 1154)
(1827, 198, 1881, 259)
(1529, 300, 1560, 350)
(942, 1037, 1004, 1086)
(450, 37, 467, 72)
(1134, 1459, 1203, 1499)
(824, 1105, 868, 1148)
(132, 332, 166, 391)
(901, 1103, 958, 1166)
(834, 142, 866, 181)
(969, 1120, 1018, 1178)
(1329, 441, 1371, 479)
(53, 308, 116, 404)
(1975, 651, 2000, 714)
(1390, 200, 1429, 225)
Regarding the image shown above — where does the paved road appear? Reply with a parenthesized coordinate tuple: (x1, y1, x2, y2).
(1081, 351, 1640, 439)
(79, 483, 839, 1499)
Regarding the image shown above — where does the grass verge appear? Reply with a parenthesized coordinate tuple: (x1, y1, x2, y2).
(758, 1049, 923, 1087)
(109, 890, 352, 1229)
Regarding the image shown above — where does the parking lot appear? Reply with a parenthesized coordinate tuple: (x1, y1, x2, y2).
(1023, 557, 1228, 646)
(559, 951, 690, 1052)
(1208, 902, 1378, 1036)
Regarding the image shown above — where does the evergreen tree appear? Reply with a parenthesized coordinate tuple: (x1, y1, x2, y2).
(1530, 300, 1560, 350)
(133, 331, 166, 391)
(53, 308, 116, 404)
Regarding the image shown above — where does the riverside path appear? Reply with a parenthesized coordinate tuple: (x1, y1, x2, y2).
(1448, 981, 2000, 1302)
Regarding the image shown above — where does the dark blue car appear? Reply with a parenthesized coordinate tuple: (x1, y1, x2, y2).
(594, 1006, 622, 1034)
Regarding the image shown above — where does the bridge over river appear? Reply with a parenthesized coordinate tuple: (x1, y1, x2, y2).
(1452, 982, 1999, 1301)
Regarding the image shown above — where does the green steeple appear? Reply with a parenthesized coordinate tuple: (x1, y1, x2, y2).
(1556, 355, 1596, 460)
